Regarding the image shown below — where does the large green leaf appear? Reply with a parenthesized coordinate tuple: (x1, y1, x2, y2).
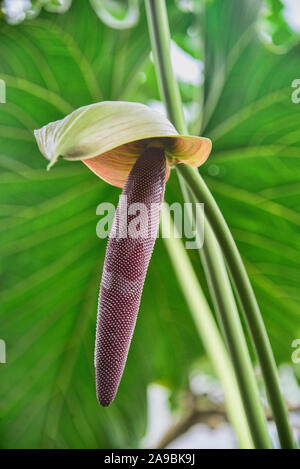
(202, 0, 300, 364)
(0, 0, 299, 449)
(0, 0, 203, 449)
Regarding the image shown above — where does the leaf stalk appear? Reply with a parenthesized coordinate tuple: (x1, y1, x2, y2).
(145, 0, 294, 449)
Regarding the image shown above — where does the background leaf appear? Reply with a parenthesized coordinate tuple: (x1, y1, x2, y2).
(0, 0, 299, 449)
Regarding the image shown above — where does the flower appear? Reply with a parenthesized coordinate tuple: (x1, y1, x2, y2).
(34, 101, 211, 188)
(34, 101, 212, 406)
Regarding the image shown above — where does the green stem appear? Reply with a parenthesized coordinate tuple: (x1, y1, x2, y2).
(145, 0, 187, 134)
(199, 211, 271, 447)
(181, 182, 271, 448)
(178, 164, 294, 449)
(161, 205, 254, 449)
(145, 0, 294, 449)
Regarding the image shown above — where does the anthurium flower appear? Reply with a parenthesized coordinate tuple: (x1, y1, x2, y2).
(34, 101, 212, 406)
(34, 101, 211, 188)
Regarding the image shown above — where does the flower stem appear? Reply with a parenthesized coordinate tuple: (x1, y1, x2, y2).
(161, 205, 254, 450)
(178, 163, 294, 449)
(145, 0, 294, 449)
(182, 183, 272, 448)
(145, 0, 187, 135)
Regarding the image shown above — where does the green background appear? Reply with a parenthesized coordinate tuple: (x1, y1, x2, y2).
(0, 0, 299, 448)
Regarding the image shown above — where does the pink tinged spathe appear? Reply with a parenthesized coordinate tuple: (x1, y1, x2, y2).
(34, 102, 212, 189)
(95, 146, 166, 406)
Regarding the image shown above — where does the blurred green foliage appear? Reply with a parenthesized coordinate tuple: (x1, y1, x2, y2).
(0, 0, 299, 449)
(261, 0, 299, 48)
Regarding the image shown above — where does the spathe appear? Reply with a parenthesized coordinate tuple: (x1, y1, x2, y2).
(34, 101, 211, 188)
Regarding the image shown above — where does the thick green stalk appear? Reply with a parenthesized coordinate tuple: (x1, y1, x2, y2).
(161, 205, 254, 449)
(200, 212, 271, 446)
(182, 184, 271, 448)
(145, 0, 187, 134)
(145, 0, 294, 449)
(178, 164, 294, 449)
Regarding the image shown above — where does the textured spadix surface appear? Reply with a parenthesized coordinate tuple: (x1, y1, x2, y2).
(95, 146, 166, 406)
(34, 101, 211, 188)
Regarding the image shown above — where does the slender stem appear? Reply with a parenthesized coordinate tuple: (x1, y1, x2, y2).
(145, 0, 187, 135)
(145, 0, 294, 449)
(182, 183, 271, 448)
(201, 218, 271, 447)
(178, 163, 294, 449)
(161, 205, 254, 449)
